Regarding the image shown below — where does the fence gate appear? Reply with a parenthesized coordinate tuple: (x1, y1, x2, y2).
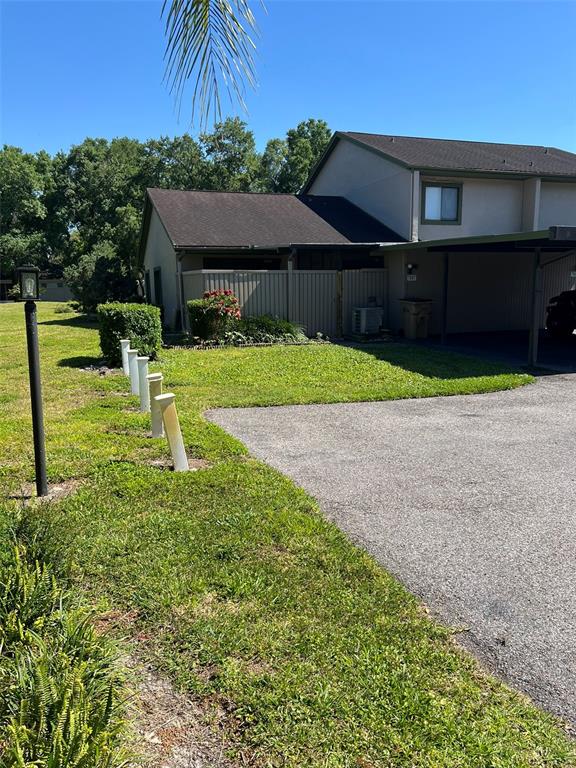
(290, 271, 338, 336)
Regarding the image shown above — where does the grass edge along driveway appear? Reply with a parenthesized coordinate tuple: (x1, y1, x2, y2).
(2, 303, 574, 767)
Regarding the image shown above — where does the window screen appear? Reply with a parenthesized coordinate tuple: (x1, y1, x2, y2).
(423, 185, 460, 222)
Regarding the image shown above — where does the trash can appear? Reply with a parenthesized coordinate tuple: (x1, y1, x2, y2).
(400, 299, 433, 339)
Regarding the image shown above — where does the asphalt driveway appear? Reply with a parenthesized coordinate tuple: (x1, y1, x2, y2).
(208, 374, 576, 726)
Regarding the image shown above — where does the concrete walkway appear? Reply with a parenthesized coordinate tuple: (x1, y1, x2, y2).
(208, 375, 576, 726)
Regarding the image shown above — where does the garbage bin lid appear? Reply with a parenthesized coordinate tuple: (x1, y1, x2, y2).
(399, 298, 433, 303)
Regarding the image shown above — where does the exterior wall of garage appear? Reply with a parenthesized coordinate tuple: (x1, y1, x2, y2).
(384, 249, 576, 335)
(142, 208, 180, 329)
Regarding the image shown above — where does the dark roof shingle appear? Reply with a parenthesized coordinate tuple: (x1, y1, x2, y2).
(341, 132, 576, 177)
(146, 188, 402, 248)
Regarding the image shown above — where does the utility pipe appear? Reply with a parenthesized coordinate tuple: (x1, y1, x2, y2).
(120, 339, 130, 375)
(147, 373, 164, 437)
(137, 357, 150, 412)
(154, 393, 188, 471)
(127, 349, 139, 395)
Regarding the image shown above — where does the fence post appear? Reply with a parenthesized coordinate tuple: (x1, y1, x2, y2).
(154, 393, 188, 471)
(137, 357, 150, 412)
(147, 373, 164, 437)
(336, 271, 344, 337)
(127, 349, 139, 395)
(120, 339, 130, 375)
(286, 255, 294, 321)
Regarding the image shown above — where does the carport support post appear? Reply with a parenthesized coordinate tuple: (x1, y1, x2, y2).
(528, 248, 543, 367)
(441, 252, 449, 345)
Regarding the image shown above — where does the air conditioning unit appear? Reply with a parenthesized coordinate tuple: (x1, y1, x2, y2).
(352, 306, 384, 336)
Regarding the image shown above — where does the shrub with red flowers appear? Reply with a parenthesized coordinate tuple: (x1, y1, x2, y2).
(187, 289, 241, 340)
(202, 289, 241, 321)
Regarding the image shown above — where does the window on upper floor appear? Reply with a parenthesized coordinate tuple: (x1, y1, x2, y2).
(421, 183, 461, 224)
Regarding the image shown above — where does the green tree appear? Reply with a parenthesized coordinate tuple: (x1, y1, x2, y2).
(140, 134, 207, 190)
(64, 240, 134, 312)
(276, 119, 332, 192)
(200, 118, 260, 191)
(0, 146, 51, 274)
(257, 138, 288, 192)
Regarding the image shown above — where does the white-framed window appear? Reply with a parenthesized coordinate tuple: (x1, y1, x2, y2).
(422, 183, 461, 224)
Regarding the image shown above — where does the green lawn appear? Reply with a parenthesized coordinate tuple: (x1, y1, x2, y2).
(2, 302, 574, 767)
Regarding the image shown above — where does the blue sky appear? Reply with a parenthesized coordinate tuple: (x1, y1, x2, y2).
(2, 0, 576, 156)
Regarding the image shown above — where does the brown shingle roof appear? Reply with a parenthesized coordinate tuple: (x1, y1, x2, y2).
(340, 132, 576, 177)
(146, 188, 402, 248)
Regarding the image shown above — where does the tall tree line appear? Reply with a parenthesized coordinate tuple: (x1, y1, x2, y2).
(0, 118, 331, 307)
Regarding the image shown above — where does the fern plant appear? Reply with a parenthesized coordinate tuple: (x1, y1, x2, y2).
(0, 547, 130, 767)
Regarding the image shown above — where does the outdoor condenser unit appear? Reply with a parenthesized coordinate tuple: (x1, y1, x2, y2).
(352, 306, 384, 336)
(549, 225, 576, 241)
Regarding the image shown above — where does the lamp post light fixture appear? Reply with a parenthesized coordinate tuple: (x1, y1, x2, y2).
(15, 265, 48, 497)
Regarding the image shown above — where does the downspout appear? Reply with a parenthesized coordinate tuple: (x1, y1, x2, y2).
(411, 170, 420, 242)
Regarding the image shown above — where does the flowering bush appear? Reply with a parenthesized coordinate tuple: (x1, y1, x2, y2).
(202, 289, 241, 321)
(187, 289, 241, 340)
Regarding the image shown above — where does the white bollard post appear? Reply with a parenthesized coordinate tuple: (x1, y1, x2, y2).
(120, 339, 130, 375)
(154, 393, 188, 471)
(147, 373, 164, 437)
(127, 349, 139, 395)
(137, 357, 150, 412)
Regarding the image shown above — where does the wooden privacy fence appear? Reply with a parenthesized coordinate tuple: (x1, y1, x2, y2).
(182, 269, 388, 337)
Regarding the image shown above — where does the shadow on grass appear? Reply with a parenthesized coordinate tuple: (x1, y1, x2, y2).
(58, 355, 104, 369)
(354, 342, 527, 380)
(40, 315, 98, 329)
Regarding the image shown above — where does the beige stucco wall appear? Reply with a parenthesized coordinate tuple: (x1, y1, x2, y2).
(143, 208, 179, 329)
(538, 182, 576, 228)
(418, 177, 524, 240)
(308, 139, 413, 241)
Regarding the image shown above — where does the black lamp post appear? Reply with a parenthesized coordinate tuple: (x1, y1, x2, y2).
(16, 265, 48, 497)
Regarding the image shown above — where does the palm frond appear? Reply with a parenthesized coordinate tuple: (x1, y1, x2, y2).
(162, 0, 260, 125)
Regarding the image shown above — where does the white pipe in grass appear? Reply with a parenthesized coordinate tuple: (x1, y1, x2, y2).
(154, 393, 188, 471)
(137, 357, 150, 412)
(147, 373, 164, 437)
(127, 350, 139, 395)
(120, 339, 130, 375)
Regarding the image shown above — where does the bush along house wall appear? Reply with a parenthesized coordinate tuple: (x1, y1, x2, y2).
(97, 303, 162, 367)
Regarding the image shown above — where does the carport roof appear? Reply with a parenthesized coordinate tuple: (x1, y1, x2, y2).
(377, 227, 576, 253)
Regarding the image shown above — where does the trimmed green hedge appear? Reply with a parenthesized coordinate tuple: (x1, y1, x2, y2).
(187, 299, 215, 341)
(97, 302, 161, 367)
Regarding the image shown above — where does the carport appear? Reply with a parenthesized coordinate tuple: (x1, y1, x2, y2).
(380, 226, 576, 366)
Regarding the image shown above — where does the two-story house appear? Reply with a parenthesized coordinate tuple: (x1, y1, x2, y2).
(303, 132, 576, 346)
(140, 131, 576, 360)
